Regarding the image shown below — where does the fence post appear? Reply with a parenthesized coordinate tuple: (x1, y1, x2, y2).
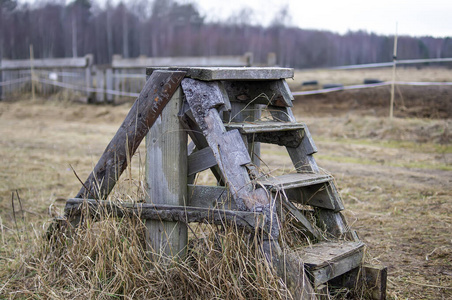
(0, 57, 2, 100)
(84, 54, 93, 101)
(145, 86, 188, 260)
(30, 45, 36, 101)
(95, 67, 105, 103)
(105, 68, 113, 103)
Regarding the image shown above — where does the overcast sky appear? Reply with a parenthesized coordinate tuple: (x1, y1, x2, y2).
(193, 0, 452, 37)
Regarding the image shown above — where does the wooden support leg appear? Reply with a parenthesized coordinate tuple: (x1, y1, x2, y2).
(145, 87, 188, 260)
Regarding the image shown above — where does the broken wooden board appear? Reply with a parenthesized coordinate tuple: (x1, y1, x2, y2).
(296, 241, 365, 287)
(74, 70, 186, 200)
(64, 198, 264, 232)
(147, 67, 294, 81)
(258, 173, 344, 211)
(222, 80, 293, 107)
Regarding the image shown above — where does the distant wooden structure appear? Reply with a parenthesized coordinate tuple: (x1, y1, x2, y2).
(61, 67, 386, 299)
(0, 55, 93, 100)
(102, 53, 254, 103)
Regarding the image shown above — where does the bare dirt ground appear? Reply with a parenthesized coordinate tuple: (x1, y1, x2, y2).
(1, 67, 451, 299)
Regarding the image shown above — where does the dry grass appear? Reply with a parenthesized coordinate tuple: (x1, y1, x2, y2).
(288, 66, 452, 89)
(1, 78, 451, 299)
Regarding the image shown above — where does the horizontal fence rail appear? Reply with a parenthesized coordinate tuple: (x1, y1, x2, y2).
(329, 57, 452, 70)
(292, 81, 452, 96)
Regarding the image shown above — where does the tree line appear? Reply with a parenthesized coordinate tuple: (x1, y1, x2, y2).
(1, 0, 451, 68)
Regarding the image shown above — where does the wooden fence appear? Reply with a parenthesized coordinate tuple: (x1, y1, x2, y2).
(0, 55, 93, 100)
(0, 52, 282, 102)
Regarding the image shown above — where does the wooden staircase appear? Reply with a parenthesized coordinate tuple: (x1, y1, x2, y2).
(63, 67, 386, 299)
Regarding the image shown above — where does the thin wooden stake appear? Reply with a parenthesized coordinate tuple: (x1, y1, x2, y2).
(29, 44, 35, 101)
(389, 24, 398, 119)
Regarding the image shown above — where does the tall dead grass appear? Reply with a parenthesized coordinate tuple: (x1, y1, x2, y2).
(1, 207, 290, 299)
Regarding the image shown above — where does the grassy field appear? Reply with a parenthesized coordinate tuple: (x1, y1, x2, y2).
(0, 67, 451, 298)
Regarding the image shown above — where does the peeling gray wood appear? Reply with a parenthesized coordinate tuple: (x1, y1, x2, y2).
(73, 70, 185, 201)
(147, 67, 294, 81)
(64, 198, 263, 231)
(181, 78, 270, 210)
(297, 241, 365, 287)
(179, 108, 225, 184)
(222, 79, 293, 107)
(187, 185, 237, 210)
(146, 87, 188, 258)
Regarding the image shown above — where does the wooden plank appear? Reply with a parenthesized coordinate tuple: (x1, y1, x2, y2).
(187, 185, 236, 210)
(64, 198, 263, 231)
(225, 121, 305, 133)
(72, 70, 186, 200)
(0, 56, 90, 70)
(147, 67, 294, 81)
(259, 173, 332, 190)
(297, 241, 365, 287)
(146, 87, 188, 258)
(222, 80, 293, 107)
(113, 54, 252, 69)
(187, 145, 217, 176)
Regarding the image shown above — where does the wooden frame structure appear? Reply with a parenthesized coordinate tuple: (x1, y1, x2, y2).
(61, 67, 387, 299)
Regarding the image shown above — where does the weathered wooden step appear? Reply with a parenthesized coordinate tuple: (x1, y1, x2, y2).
(225, 121, 305, 147)
(259, 173, 332, 190)
(225, 121, 305, 133)
(258, 173, 344, 211)
(147, 67, 294, 81)
(297, 241, 365, 287)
